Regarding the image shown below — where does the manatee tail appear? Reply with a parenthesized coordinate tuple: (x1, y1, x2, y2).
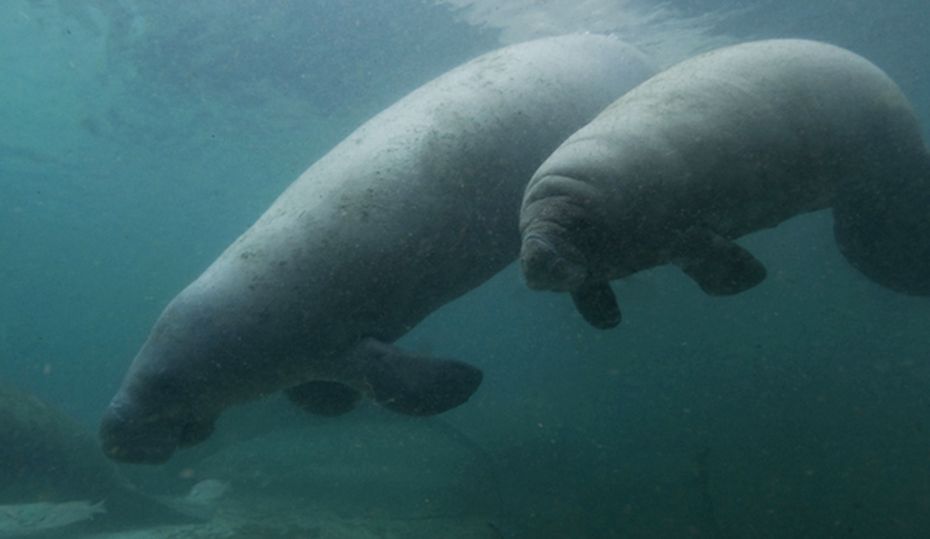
(833, 153, 930, 295)
(354, 339, 483, 416)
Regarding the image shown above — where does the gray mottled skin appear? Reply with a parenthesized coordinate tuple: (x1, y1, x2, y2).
(520, 39, 930, 328)
(100, 35, 655, 463)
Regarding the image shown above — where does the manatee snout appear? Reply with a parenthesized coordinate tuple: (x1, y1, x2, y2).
(99, 394, 215, 465)
(520, 233, 588, 291)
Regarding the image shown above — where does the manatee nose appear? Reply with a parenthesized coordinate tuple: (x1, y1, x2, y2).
(521, 234, 587, 291)
(99, 398, 179, 465)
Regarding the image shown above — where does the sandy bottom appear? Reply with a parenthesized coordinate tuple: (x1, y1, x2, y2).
(72, 416, 505, 539)
(81, 517, 502, 539)
(76, 493, 503, 539)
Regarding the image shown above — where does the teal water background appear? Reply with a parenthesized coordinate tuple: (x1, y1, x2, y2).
(2, 1, 930, 537)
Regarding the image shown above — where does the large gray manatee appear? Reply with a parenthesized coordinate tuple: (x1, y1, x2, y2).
(519, 39, 930, 329)
(100, 35, 655, 463)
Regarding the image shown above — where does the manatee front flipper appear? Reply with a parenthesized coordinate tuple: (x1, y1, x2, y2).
(571, 280, 621, 329)
(286, 381, 362, 416)
(355, 339, 483, 416)
(674, 228, 767, 295)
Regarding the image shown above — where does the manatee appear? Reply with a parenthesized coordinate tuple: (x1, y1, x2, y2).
(518, 39, 930, 328)
(0, 385, 199, 535)
(100, 34, 655, 463)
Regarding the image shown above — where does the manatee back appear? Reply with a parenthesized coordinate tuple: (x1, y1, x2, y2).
(533, 39, 916, 224)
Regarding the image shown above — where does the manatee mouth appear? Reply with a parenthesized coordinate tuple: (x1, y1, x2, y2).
(520, 233, 588, 291)
(99, 397, 215, 465)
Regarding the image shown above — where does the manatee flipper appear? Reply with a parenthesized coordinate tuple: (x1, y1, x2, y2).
(571, 280, 621, 329)
(285, 381, 363, 416)
(674, 228, 767, 295)
(354, 339, 482, 416)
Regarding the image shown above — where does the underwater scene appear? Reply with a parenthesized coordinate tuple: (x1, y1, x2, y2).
(2, 1, 930, 537)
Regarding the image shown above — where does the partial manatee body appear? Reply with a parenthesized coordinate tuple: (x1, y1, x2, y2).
(519, 39, 930, 329)
(101, 35, 655, 463)
(1, 385, 122, 505)
(0, 386, 198, 535)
